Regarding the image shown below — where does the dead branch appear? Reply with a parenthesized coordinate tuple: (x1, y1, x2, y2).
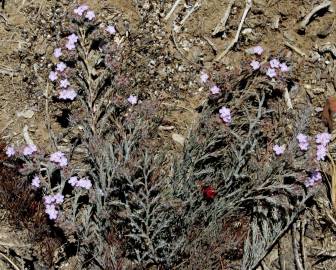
(164, 0, 183, 21)
(300, 219, 307, 270)
(212, 0, 235, 36)
(292, 222, 304, 270)
(299, 0, 332, 31)
(181, 1, 202, 26)
(285, 42, 306, 57)
(215, 0, 252, 61)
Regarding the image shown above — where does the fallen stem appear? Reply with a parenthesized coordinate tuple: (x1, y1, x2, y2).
(215, 0, 252, 61)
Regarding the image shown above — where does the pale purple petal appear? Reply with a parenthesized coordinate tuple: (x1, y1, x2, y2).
(68, 176, 79, 187)
(210, 85, 220, 94)
(23, 144, 37, 156)
(67, 34, 79, 44)
(200, 71, 209, 83)
(252, 45, 264, 55)
(279, 63, 289, 72)
(127, 95, 138, 105)
(53, 193, 64, 204)
(106, 25, 116, 34)
(266, 68, 277, 78)
(49, 71, 58, 81)
(53, 48, 62, 58)
(6, 146, 15, 157)
(219, 107, 231, 124)
(56, 62, 67, 72)
(250, 60, 260, 70)
(60, 79, 70, 88)
(269, 59, 280, 68)
(32, 175, 40, 188)
(316, 144, 327, 161)
(65, 41, 76, 50)
(315, 132, 331, 146)
(74, 4, 89, 16)
(273, 144, 285, 156)
(59, 89, 77, 100)
(85, 10, 95, 21)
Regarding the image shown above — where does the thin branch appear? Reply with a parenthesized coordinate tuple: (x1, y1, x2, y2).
(215, 0, 252, 61)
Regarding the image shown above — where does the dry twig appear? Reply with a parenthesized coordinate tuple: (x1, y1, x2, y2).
(164, 0, 183, 21)
(215, 0, 252, 61)
(285, 42, 306, 57)
(212, 0, 235, 36)
(299, 0, 332, 31)
(292, 222, 304, 270)
(300, 219, 307, 270)
(181, 1, 202, 26)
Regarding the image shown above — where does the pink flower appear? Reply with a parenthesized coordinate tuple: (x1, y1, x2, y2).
(200, 71, 209, 83)
(53, 48, 62, 58)
(252, 45, 264, 55)
(76, 177, 92, 189)
(67, 33, 79, 44)
(296, 133, 309, 151)
(59, 89, 77, 100)
(44, 195, 56, 205)
(219, 107, 231, 124)
(316, 144, 327, 161)
(60, 79, 70, 88)
(50, 151, 68, 167)
(68, 176, 79, 187)
(279, 63, 289, 72)
(127, 95, 138, 105)
(49, 71, 58, 81)
(266, 68, 277, 78)
(74, 4, 89, 16)
(32, 175, 40, 188)
(65, 41, 76, 50)
(305, 170, 322, 187)
(54, 193, 64, 204)
(210, 85, 220, 94)
(85, 10, 95, 21)
(6, 146, 15, 157)
(23, 144, 37, 156)
(273, 144, 285, 155)
(56, 62, 67, 72)
(106, 25, 116, 34)
(250, 60, 260, 70)
(269, 59, 280, 68)
(45, 204, 58, 220)
(315, 132, 331, 146)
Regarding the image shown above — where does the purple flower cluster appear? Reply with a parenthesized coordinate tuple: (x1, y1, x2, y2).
(23, 144, 37, 156)
(200, 70, 209, 83)
(32, 175, 40, 188)
(305, 170, 322, 187)
(74, 4, 95, 21)
(219, 107, 231, 124)
(266, 58, 288, 78)
(315, 132, 331, 161)
(44, 193, 64, 220)
(200, 70, 222, 95)
(6, 145, 15, 157)
(273, 144, 285, 155)
(296, 133, 309, 151)
(50, 151, 68, 167)
(248, 45, 289, 78)
(68, 176, 92, 190)
(127, 95, 138, 105)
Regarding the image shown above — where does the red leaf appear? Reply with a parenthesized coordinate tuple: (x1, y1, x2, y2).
(202, 186, 217, 200)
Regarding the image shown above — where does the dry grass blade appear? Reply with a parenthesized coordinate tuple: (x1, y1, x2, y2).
(328, 153, 336, 210)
